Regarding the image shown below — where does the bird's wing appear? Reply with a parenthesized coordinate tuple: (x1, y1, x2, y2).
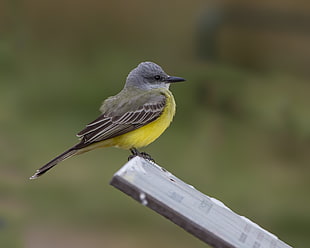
(76, 92, 166, 147)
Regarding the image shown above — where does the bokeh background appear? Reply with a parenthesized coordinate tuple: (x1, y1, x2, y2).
(1, 0, 310, 247)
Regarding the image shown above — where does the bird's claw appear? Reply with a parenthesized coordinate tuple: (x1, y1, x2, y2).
(128, 148, 155, 162)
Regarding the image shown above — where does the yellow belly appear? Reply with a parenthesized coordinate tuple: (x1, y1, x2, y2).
(110, 90, 176, 149)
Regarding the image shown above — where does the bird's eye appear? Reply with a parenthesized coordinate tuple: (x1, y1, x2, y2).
(154, 75, 161, 80)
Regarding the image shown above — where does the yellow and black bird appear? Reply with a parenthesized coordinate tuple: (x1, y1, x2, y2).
(30, 61, 185, 179)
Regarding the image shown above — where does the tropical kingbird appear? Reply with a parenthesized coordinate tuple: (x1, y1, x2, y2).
(30, 61, 185, 179)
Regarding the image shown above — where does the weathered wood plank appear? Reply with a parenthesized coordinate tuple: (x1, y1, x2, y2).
(110, 157, 292, 248)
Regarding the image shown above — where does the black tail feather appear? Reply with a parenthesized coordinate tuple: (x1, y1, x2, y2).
(29, 148, 77, 179)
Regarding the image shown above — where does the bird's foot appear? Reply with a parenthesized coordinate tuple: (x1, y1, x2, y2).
(128, 148, 155, 162)
(140, 152, 155, 162)
(128, 148, 139, 160)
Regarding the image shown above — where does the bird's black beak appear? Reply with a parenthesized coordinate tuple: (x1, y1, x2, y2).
(166, 76, 186, 83)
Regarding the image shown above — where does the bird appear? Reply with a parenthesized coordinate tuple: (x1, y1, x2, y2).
(30, 61, 185, 179)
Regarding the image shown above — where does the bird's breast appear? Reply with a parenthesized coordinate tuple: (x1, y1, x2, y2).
(112, 90, 176, 149)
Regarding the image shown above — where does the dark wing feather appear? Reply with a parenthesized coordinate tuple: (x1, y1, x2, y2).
(76, 96, 166, 148)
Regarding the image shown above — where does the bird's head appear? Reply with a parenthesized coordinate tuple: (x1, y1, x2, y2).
(125, 62, 185, 90)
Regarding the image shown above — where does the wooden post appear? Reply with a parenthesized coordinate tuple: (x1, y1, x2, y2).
(110, 157, 292, 248)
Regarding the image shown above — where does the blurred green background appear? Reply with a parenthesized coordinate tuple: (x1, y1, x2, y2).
(1, 0, 310, 247)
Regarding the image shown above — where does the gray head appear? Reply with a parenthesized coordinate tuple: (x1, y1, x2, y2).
(125, 61, 185, 90)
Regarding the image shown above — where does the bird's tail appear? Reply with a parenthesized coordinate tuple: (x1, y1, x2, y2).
(29, 148, 78, 180)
